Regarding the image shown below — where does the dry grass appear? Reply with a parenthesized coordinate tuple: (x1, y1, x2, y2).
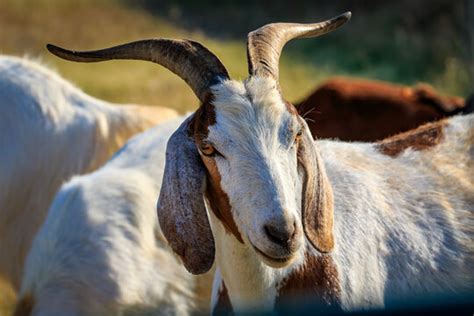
(0, 0, 333, 113)
(1, 1, 469, 114)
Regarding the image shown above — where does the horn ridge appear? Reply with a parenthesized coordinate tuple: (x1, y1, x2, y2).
(247, 11, 351, 81)
(47, 39, 229, 102)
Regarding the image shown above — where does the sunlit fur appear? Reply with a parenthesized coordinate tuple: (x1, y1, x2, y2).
(324, 115, 474, 308)
(19, 117, 213, 315)
(0, 55, 177, 298)
(202, 77, 473, 311)
(209, 77, 303, 259)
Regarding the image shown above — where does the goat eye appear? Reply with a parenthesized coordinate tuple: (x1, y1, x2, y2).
(200, 143, 215, 156)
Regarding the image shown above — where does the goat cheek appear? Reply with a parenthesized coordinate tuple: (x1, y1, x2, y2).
(203, 158, 244, 243)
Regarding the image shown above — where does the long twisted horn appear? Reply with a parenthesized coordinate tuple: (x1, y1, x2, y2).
(47, 39, 229, 102)
(247, 12, 351, 81)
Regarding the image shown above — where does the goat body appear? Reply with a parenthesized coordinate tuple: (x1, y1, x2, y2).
(205, 81, 473, 310)
(297, 77, 466, 141)
(152, 77, 473, 313)
(0, 56, 177, 297)
(17, 116, 213, 315)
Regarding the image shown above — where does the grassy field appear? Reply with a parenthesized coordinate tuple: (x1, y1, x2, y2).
(0, 0, 340, 113)
(1, 0, 471, 114)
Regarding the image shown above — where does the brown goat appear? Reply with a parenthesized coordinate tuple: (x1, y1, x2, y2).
(297, 77, 466, 141)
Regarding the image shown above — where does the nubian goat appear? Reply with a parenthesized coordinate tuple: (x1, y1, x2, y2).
(48, 11, 474, 313)
(15, 117, 213, 316)
(0, 56, 177, 297)
(297, 77, 467, 141)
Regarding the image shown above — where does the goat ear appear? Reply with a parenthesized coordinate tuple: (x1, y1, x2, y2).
(298, 122, 335, 253)
(157, 116, 215, 274)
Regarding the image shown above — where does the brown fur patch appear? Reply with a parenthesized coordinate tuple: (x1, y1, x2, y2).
(276, 253, 341, 308)
(377, 119, 447, 157)
(13, 293, 34, 316)
(213, 281, 233, 315)
(191, 95, 244, 244)
(204, 157, 244, 243)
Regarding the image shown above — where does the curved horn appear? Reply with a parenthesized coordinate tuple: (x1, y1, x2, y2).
(247, 12, 351, 81)
(47, 39, 229, 102)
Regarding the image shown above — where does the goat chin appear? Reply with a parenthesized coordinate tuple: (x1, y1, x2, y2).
(251, 244, 297, 269)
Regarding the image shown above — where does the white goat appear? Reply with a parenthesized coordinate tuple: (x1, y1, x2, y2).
(16, 116, 213, 316)
(48, 11, 473, 313)
(0, 55, 177, 298)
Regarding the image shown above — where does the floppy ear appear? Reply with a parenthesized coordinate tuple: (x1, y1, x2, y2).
(157, 116, 215, 274)
(297, 121, 335, 253)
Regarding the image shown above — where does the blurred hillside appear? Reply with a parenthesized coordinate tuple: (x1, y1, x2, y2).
(0, 0, 472, 112)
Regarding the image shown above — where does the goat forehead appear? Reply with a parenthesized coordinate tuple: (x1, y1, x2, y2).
(209, 77, 295, 148)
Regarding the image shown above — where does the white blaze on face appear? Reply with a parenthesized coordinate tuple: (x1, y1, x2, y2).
(206, 77, 304, 261)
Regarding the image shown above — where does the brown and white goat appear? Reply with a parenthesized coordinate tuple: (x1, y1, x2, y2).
(297, 77, 467, 141)
(48, 12, 474, 313)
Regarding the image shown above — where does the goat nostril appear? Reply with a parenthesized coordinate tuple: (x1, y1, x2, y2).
(264, 223, 295, 246)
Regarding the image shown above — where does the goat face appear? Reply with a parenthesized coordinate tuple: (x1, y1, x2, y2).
(199, 78, 304, 268)
(158, 77, 334, 274)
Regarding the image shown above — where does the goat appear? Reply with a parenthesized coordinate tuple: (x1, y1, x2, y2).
(15, 116, 213, 316)
(0, 55, 177, 298)
(297, 77, 467, 141)
(48, 11, 473, 313)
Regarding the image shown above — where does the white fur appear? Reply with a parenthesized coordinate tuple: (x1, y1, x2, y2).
(202, 79, 307, 311)
(325, 116, 474, 308)
(20, 116, 213, 315)
(0, 55, 177, 296)
(210, 78, 303, 258)
(199, 77, 473, 312)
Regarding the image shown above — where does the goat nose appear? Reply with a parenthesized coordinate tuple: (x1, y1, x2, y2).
(264, 221, 296, 246)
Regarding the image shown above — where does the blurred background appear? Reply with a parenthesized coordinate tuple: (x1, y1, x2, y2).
(0, 0, 472, 113)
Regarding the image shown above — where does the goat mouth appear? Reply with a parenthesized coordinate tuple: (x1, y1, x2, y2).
(251, 243, 294, 268)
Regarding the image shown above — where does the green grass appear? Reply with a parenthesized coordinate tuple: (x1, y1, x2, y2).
(2, 0, 469, 115)
(0, 0, 337, 113)
(128, 0, 472, 97)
